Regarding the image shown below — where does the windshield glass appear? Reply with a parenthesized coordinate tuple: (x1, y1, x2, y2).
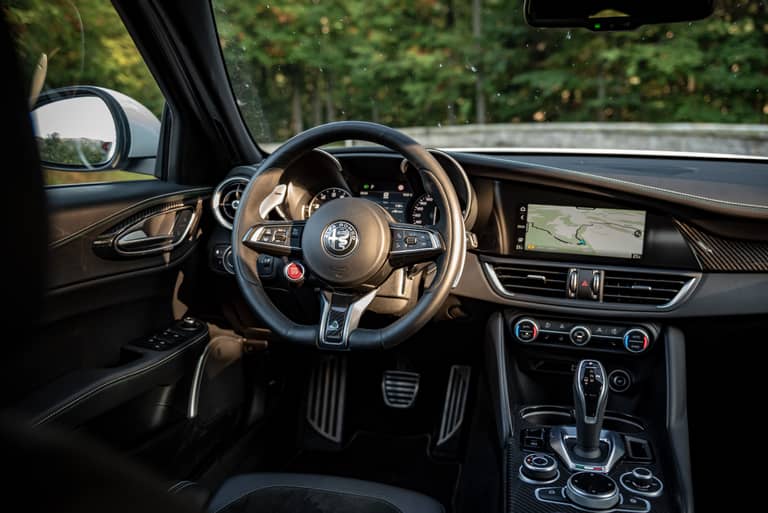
(212, 1, 767, 156)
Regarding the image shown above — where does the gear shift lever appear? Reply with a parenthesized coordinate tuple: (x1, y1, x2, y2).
(573, 359, 608, 459)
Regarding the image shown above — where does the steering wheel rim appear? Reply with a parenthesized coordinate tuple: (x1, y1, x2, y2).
(232, 121, 465, 350)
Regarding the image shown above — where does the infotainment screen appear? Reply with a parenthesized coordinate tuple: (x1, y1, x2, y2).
(520, 204, 646, 259)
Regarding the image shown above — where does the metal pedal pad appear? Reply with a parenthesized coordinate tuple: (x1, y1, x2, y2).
(436, 365, 472, 446)
(382, 370, 420, 408)
(306, 355, 347, 443)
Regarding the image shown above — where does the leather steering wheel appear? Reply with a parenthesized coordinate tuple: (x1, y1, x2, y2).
(232, 121, 465, 350)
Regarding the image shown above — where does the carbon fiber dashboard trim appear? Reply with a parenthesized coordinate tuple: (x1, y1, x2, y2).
(676, 221, 768, 271)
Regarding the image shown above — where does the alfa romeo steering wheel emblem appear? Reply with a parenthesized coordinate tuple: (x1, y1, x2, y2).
(322, 221, 359, 257)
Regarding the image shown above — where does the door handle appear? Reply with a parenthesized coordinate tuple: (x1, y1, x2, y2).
(116, 233, 175, 251)
(93, 206, 198, 257)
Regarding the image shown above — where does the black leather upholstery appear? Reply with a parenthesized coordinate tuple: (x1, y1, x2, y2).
(208, 473, 445, 513)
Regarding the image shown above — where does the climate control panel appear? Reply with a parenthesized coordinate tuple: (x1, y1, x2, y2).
(510, 315, 656, 354)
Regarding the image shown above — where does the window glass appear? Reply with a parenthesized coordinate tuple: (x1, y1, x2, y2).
(213, 0, 767, 156)
(5, 0, 165, 185)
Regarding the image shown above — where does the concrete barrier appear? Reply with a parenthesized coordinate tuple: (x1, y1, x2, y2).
(330, 123, 768, 156)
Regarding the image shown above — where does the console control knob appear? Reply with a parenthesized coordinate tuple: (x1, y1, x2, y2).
(570, 325, 591, 346)
(623, 328, 651, 353)
(179, 317, 202, 331)
(566, 472, 619, 510)
(608, 369, 632, 393)
(620, 468, 664, 497)
(514, 318, 539, 343)
(521, 453, 558, 483)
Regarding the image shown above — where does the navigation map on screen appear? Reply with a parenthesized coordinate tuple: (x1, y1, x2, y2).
(522, 205, 646, 259)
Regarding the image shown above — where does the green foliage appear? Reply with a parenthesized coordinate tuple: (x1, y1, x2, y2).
(5, 0, 164, 117)
(213, 0, 767, 139)
(37, 133, 110, 167)
(5, 0, 767, 145)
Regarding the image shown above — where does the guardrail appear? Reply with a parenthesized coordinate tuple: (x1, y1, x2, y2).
(262, 123, 768, 157)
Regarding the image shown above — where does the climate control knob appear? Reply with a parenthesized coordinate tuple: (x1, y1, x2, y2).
(513, 318, 539, 343)
(623, 328, 651, 353)
(569, 325, 592, 346)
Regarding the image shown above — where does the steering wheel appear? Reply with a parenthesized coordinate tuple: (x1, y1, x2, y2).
(232, 121, 465, 350)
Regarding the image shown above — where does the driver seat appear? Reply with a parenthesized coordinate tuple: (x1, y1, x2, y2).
(207, 473, 444, 513)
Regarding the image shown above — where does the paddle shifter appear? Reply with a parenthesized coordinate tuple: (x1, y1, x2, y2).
(573, 359, 608, 459)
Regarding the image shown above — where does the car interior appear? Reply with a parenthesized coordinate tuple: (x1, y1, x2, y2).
(1, 1, 766, 512)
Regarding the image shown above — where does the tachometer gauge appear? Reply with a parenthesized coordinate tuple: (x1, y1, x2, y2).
(410, 193, 439, 225)
(305, 187, 350, 218)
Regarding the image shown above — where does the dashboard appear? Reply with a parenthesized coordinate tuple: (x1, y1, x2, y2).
(210, 147, 768, 319)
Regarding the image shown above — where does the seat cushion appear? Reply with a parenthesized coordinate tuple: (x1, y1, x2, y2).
(208, 473, 444, 513)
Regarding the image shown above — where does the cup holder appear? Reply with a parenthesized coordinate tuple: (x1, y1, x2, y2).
(520, 405, 645, 434)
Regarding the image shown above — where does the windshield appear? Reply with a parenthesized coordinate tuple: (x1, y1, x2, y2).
(212, 1, 768, 156)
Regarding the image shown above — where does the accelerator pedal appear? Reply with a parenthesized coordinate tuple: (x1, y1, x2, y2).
(436, 365, 472, 446)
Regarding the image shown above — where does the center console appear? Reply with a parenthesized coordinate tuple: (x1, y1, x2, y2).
(486, 311, 692, 513)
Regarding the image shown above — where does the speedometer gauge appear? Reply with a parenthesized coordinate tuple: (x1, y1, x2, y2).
(305, 187, 350, 218)
(410, 194, 439, 225)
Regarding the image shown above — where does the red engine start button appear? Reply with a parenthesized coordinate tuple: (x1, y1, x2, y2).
(284, 261, 305, 282)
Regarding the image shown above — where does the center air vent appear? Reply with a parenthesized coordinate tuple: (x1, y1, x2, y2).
(212, 176, 249, 230)
(487, 263, 569, 298)
(602, 270, 692, 306)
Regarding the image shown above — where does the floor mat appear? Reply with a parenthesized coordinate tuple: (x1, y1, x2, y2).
(283, 431, 461, 510)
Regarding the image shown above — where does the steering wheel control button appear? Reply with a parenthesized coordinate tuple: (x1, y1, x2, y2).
(389, 226, 443, 260)
(608, 369, 632, 393)
(570, 325, 592, 346)
(322, 220, 359, 257)
(514, 318, 539, 342)
(520, 453, 559, 484)
(620, 468, 664, 497)
(244, 222, 304, 255)
(257, 254, 276, 279)
(623, 328, 651, 353)
(566, 472, 619, 510)
(284, 261, 305, 283)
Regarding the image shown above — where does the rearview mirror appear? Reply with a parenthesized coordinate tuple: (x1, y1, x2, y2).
(524, 0, 714, 31)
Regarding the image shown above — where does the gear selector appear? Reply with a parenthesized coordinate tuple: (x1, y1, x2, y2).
(573, 359, 608, 459)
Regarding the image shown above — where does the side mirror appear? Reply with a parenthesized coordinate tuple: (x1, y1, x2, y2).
(524, 0, 714, 31)
(31, 86, 160, 172)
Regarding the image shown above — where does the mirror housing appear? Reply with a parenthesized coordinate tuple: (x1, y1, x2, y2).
(31, 86, 160, 172)
(524, 0, 714, 31)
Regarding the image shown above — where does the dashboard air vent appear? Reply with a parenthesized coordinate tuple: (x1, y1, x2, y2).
(212, 176, 249, 230)
(602, 271, 690, 306)
(489, 263, 569, 298)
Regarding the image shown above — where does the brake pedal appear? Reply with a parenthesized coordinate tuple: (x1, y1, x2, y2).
(436, 365, 472, 446)
(382, 370, 420, 408)
(306, 355, 347, 443)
